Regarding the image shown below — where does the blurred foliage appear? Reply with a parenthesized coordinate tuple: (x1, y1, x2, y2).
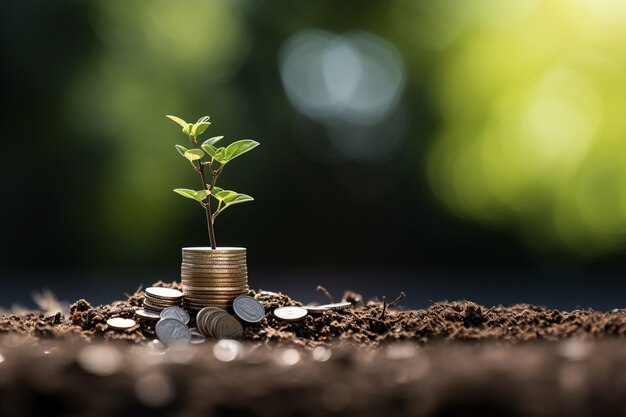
(426, 0, 626, 255)
(3, 0, 626, 273)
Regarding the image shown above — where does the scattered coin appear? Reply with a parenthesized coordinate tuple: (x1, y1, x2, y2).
(190, 330, 207, 344)
(145, 287, 184, 299)
(274, 306, 308, 322)
(107, 317, 137, 330)
(214, 314, 244, 339)
(135, 309, 161, 320)
(304, 305, 328, 315)
(318, 302, 352, 311)
(143, 287, 183, 312)
(155, 318, 191, 346)
(160, 306, 190, 325)
(233, 295, 265, 323)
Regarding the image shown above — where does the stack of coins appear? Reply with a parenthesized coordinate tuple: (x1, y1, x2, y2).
(195, 306, 243, 339)
(143, 287, 184, 312)
(181, 247, 249, 312)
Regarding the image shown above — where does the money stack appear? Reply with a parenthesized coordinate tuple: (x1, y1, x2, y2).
(143, 287, 184, 312)
(181, 247, 249, 312)
(195, 306, 243, 338)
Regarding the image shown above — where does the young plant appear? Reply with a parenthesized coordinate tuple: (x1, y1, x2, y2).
(167, 114, 259, 249)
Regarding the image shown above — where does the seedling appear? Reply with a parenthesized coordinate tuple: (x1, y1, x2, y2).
(166, 115, 260, 249)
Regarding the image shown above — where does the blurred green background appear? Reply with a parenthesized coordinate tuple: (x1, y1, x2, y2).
(3, 0, 626, 308)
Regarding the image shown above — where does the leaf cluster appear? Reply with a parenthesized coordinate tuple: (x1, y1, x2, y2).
(167, 115, 259, 219)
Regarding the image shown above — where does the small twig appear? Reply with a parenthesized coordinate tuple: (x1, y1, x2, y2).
(380, 296, 388, 320)
(316, 285, 334, 304)
(380, 291, 406, 320)
(389, 292, 406, 308)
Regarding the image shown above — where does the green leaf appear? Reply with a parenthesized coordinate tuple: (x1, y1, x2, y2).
(201, 143, 218, 158)
(194, 189, 210, 202)
(211, 186, 224, 196)
(214, 147, 227, 164)
(202, 136, 223, 147)
(173, 189, 197, 200)
(184, 149, 204, 161)
(192, 122, 210, 136)
(197, 116, 210, 124)
(223, 140, 260, 163)
(215, 190, 239, 202)
(175, 144, 187, 157)
(166, 115, 187, 129)
(226, 194, 254, 206)
(182, 123, 193, 136)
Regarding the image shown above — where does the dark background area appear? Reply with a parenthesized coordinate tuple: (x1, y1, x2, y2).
(2, 1, 626, 310)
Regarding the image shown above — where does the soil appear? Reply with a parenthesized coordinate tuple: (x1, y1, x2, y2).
(1, 281, 626, 416)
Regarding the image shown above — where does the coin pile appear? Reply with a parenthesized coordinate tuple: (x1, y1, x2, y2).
(143, 287, 184, 312)
(181, 247, 249, 312)
(196, 306, 244, 339)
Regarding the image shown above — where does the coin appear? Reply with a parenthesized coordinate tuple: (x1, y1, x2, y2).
(181, 271, 247, 275)
(143, 299, 180, 308)
(198, 308, 229, 337)
(182, 286, 248, 292)
(190, 329, 207, 344)
(318, 302, 352, 310)
(181, 269, 248, 274)
(107, 317, 137, 330)
(214, 314, 243, 339)
(273, 306, 308, 322)
(233, 295, 265, 323)
(182, 257, 247, 263)
(183, 287, 248, 293)
(160, 306, 190, 325)
(181, 261, 247, 267)
(304, 305, 328, 314)
(183, 246, 246, 252)
(135, 309, 161, 320)
(155, 318, 191, 346)
(145, 287, 183, 300)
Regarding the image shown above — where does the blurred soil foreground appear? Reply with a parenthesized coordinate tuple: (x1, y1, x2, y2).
(1, 283, 626, 416)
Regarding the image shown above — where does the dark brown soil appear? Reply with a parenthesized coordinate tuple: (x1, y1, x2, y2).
(2, 282, 626, 416)
(3, 281, 626, 348)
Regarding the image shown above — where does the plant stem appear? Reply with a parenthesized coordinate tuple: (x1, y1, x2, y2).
(197, 167, 217, 249)
(190, 135, 217, 249)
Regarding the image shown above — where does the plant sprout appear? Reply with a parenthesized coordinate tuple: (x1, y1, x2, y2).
(167, 115, 259, 249)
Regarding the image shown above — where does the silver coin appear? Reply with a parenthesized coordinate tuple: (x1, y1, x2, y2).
(155, 318, 191, 346)
(318, 302, 352, 311)
(273, 306, 308, 322)
(233, 295, 265, 323)
(160, 306, 190, 325)
(304, 305, 328, 314)
(145, 287, 183, 299)
(107, 317, 137, 330)
(135, 309, 161, 320)
(190, 329, 207, 344)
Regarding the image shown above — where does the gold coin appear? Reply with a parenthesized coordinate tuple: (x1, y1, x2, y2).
(143, 296, 180, 304)
(182, 275, 248, 280)
(185, 287, 248, 297)
(182, 276, 248, 281)
(181, 269, 247, 274)
(183, 251, 246, 256)
(186, 299, 243, 304)
(182, 259, 247, 264)
(185, 294, 240, 301)
(181, 264, 247, 270)
(183, 246, 246, 253)
(182, 261, 247, 267)
(181, 278, 248, 283)
(183, 282, 247, 287)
